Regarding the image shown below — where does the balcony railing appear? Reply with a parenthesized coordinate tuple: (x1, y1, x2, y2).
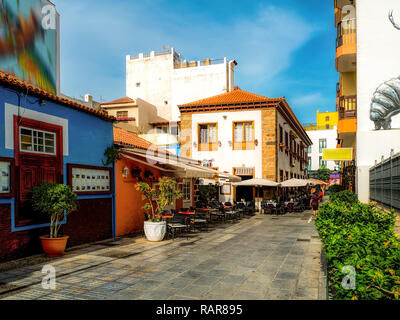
(336, 19, 356, 48)
(336, 82, 341, 97)
(335, 9, 342, 26)
(338, 95, 357, 119)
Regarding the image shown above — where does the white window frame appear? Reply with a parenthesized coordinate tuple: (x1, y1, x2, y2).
(182, 180, 192, 202)
(19, 126, 56, 155)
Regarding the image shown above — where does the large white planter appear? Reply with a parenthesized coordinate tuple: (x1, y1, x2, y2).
(143, 221, 167, 242)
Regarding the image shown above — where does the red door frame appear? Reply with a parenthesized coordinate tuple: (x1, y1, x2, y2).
(13, 116, 64, 226)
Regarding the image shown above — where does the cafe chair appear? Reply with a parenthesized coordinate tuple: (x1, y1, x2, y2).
(167, 214, 190, 240)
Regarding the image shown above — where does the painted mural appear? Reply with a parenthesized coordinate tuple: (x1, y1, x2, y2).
(370, 10, 400, 130)
(0, 0, 58, 94)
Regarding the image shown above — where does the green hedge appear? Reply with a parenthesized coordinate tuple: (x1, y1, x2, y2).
(316, 196, 400, 300)
(329, 190, 358, 205)
(327, 185, 342, 195)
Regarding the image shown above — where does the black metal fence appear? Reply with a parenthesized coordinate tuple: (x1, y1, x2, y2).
(370, 152, 400, 210)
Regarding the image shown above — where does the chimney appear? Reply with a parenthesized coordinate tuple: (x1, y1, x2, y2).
(84, 94, 93, 108)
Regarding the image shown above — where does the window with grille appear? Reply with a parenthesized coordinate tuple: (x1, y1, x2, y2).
(156, 126, 168, 134)
(198, 123, 218, 151)
(170, 126, 179, 136)
(319, 139, 327, 153)
(233, 121, 254, 150)
(182, 181, 191, 201)
(20, 127, 56, 155)
(285, 132, 289, 152)
(116, 111, 128, 118)
(319, 156, 327, 168)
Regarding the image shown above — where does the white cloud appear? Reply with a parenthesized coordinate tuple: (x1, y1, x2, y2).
(54, 1, 319, 101)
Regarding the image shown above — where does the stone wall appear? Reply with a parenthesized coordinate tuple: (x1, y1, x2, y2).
(262, 108, 277, 181)
(179, 113, 193, 158)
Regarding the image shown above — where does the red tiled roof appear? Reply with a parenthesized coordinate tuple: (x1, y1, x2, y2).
(101, 97, 135, 106)
(178, 87, 312, 146)
(179, 88, 282, 108)
(0, 71, 115, 122)
(113, 127, 169, 154)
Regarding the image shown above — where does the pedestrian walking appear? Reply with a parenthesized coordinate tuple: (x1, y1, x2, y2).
(310, 192, 320, 217)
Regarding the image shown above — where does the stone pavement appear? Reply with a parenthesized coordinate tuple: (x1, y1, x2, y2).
(0, 210, 325, 300)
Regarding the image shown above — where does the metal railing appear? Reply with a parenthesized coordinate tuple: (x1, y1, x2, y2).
(336, 19, 356, 48)
(370, 152, 400, 210)
(338, 95, 357, 119)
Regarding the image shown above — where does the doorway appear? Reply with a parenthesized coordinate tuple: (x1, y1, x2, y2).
(235, 175, 253, 202)
(14, 116, 63, 225)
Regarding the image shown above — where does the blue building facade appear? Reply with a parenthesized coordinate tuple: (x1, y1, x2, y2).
(0, 74, 116, 261)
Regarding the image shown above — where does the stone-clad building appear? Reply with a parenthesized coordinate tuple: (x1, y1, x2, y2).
(178, 87, 312, 203)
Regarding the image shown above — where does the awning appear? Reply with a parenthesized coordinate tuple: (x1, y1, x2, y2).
(192, 165, 241, 182)
(280, 178, 311, 188)
(122, 149, 217, 179)
(307, 178, 328, 186)
(120, 148, 241, 181)
(232, 178, 280, 187)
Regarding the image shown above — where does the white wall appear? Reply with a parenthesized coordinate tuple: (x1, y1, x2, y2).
(191, 110, 262, 177)
(171, 61, 229, 121)
(357, 0, 400, 202)
(306, 127, 338, 171)
(126, 50, 233, 122)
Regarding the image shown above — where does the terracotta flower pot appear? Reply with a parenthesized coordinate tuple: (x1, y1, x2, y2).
(40, 235, 69, 257)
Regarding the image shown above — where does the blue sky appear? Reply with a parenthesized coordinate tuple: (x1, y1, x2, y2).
(54, 0, 338, 124)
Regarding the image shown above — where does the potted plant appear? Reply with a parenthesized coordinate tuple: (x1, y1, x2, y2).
(135, 177, 182, 242)
(144, 170, 155, 181)
(131, 167, 143, 181)
(32, 183, 77, 257)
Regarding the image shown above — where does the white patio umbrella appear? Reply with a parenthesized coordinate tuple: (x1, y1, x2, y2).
(280, 178, 311, 188)
(232, 178, 281, 187)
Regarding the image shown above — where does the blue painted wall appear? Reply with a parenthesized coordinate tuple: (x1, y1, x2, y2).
(0, 85, 114, 167)
(0, 84, 115, 234)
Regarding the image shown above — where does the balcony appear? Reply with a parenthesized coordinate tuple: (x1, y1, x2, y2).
(334, 0, 355, 9)
(338, 95, 357, 120)
(337, 95, 357, 146)
(335, 8, 342, 27)
(336, 19, 356, 72)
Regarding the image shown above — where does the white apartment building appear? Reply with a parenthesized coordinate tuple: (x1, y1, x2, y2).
(355, 0, 400, 202)
(126, 48, 237, 124)
(306, 127, 338, 172)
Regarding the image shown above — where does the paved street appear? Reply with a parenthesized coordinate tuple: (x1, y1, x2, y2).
(0, 210, 325, 300)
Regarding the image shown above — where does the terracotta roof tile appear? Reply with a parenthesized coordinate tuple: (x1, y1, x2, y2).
(101, 97, 135, 105)
(179, 88, 282, 108)
(113, 127, 169, 154)
(0, 71, 115, 122)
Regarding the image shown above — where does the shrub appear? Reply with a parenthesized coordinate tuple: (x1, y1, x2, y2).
(328, 185, 342, 195)
(316, 200, 400, 300)
(135, 177, 183, 222)
(330, 190, 358, 205)
(32, 183, 77, 238)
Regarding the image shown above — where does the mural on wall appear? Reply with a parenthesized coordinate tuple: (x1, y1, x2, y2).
(370, 10, 400, 130)
(0, 0, 58, 94)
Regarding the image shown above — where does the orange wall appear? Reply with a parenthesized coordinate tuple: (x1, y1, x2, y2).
(338, 118, 357, 134)
(115, 157, 161, 236)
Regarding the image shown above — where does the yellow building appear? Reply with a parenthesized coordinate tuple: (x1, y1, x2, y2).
(334, 0, 357, 191)
(304, 110, 338, 131)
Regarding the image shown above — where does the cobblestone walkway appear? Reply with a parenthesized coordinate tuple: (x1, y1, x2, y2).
(0, 210, 325, 300)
